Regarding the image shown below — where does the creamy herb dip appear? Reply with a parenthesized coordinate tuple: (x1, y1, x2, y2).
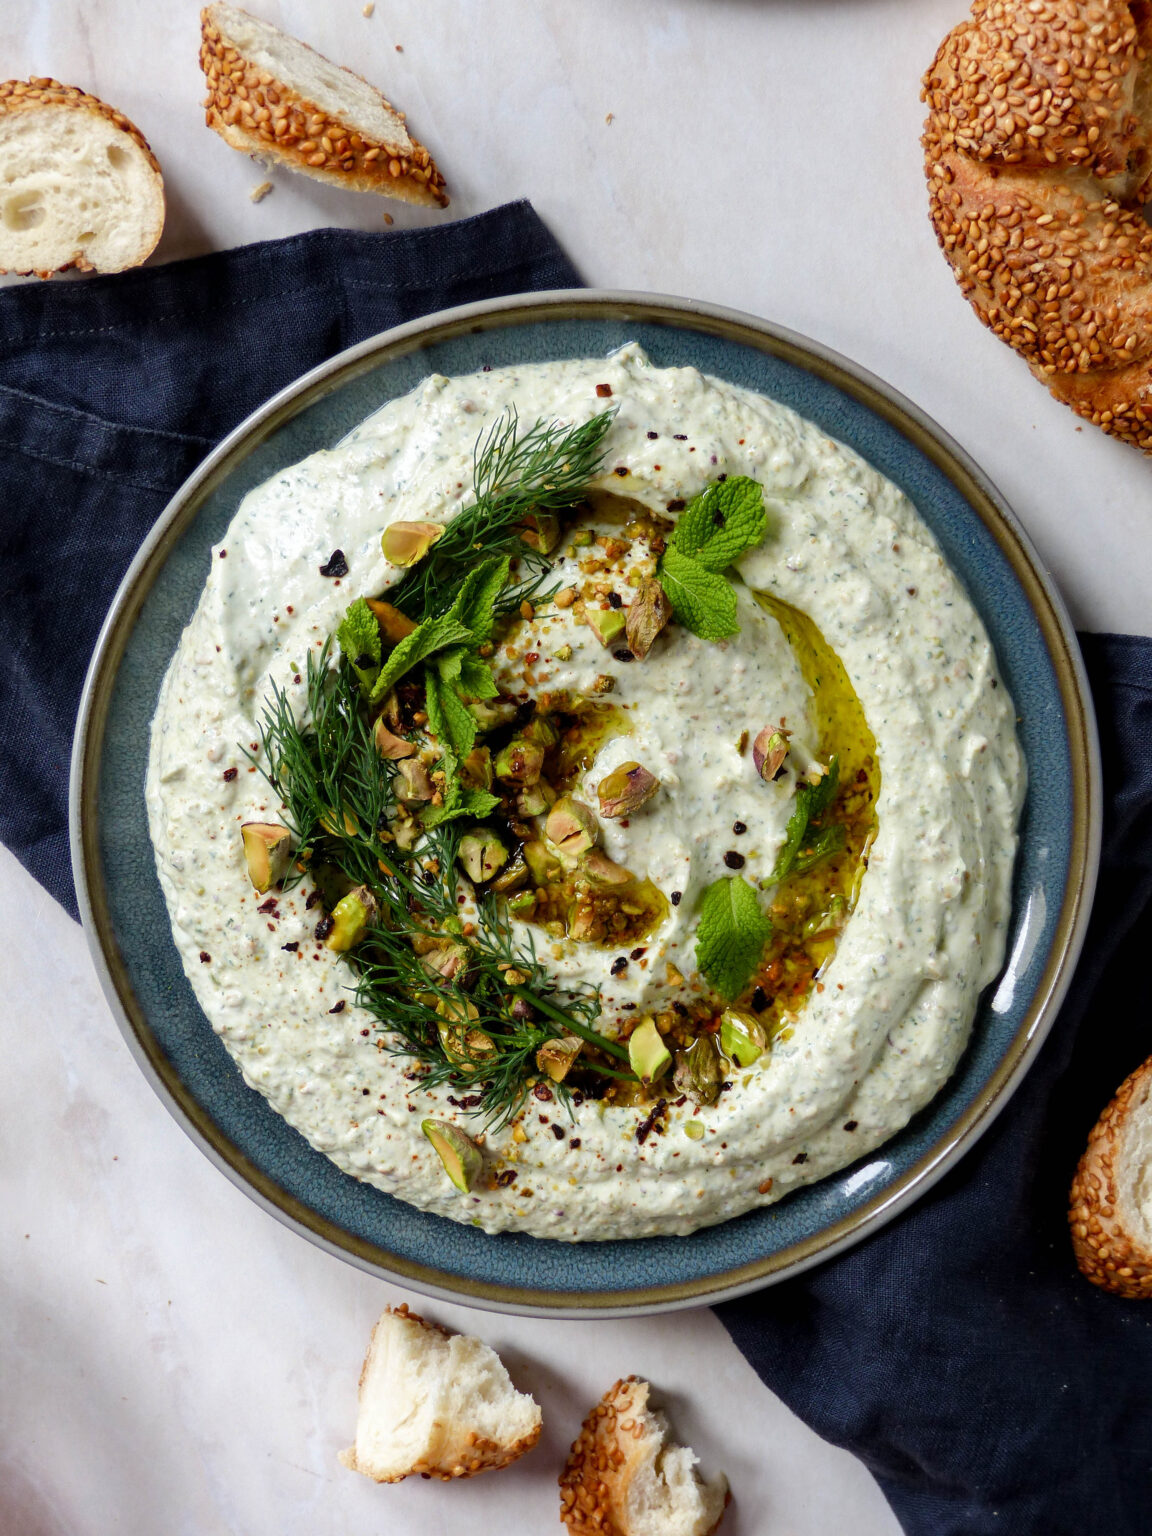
(146, 345, 1023, 1240)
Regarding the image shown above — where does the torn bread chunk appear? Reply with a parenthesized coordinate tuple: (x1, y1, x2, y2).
(200, 4, 448, 207)
(560, 1376, 729, 1536)
(1070, 1053, 1152, 1299)
(0, 79, 164, 278)
(339, 1303, 542, 1482)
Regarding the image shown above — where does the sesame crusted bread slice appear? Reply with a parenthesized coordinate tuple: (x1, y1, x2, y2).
(1069, 1054, 1152, 1299)
(338, 1303, 542, 1482)
(559, 1377, 729, 1536)
(0, 79, 164, 278)
(200, 5, 448, 208)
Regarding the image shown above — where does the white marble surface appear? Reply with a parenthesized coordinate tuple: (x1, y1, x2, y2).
(4, 0, 1152, 1532)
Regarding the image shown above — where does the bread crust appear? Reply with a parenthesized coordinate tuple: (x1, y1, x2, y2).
(338, 1303, 541, 1482)
(0, 78, 165, 278)
(922, 0, 1152, 451)
(1070, 1055, 1152, 1298)
(559, 1376, 728, 1536)
(200, 7, 448, 208)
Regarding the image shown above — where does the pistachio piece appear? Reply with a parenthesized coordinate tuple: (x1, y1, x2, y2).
(373, 716, 416, 760)
(421, 1119, 483, 1192)
(752, 728, 790, 782)
(522, 715, 559, 748)
(490, 849, 529, 895)
(536, 1034, 582, 1083)
(468, 697, 518, 732)
(516, 780, 556, 817)
(365, 597, 417, 643)
(440, 1022, 497, 1063)
(719, 1008, 768, 1068)
(417, 940, 468, 981)
(673, 1034, 723, 1106)
(625, 577, 673, 660)
(380, 520, 444, 567)
(523, 839, 563, 885)
(585, 606, 627, 647)
(518, 511, 561, 553)
(544, 796, 599, 857)
(493, 737, 545, 786)
(240, 821, 293, 893)
(597, 761, 660, 818)
(326, 885, 377, 951)
(579, 849, 634, 887)
(628, 1018, 672, 1084)
(459, 746, 492, 790)
(684, 1119, 706, 1140)
(458, 832, 509, 884)
(395, 757, 434, 803)
(507, 889, 537, 916)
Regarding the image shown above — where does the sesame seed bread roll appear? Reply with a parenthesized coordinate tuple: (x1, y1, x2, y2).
(1070, 1055, 1152, 1299)
(200, 4, 448, 208)
(559, 1377, 729, 1536)
(338, 1304, 542, 1483)
(0, 79, 164, 279)
(922, 0, 1152, 452)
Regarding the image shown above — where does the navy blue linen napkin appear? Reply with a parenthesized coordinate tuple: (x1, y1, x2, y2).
(3, 204, 1151, 1535)
(0, 203, 579, 917)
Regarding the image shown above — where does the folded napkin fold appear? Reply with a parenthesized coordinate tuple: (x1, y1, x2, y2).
(3, 201, 1150, 1535)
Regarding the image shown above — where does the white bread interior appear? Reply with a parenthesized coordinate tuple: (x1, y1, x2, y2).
(0, 85, 164, 277)
(338, 1304, 542, 1482)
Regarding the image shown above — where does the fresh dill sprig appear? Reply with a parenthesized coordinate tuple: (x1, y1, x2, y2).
(388, 408, 615, 621)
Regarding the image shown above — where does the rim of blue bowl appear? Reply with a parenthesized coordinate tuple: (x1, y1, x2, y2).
(71, 290, 1101, 1317)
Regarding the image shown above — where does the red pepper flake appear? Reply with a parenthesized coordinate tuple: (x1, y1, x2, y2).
(219, 549, 227, 559)
(610, 956, 628, 976)
(306, 890, 322, 909)
(607, 591, 623, 609)
(732, 821, 747, 835)
(222, 767, 238, 781)
(673, 433, 687, 441)
(199, 951, 211, 963)
(792, 1151, 808, 1164)
(613, 466, 629, 477)
(636, 1098, 668, 1145)
(533, 1082, 554, 1102)
(843, 1120, 858, 1132)
(329, 1000, 346, 1013)
(596, 383, 613, 398)
(494, 1169, 517, 1187)
(647, 430, 658, 440)
(361, 1028, 370, 1037)
(550, 1123, 565, 1139)
(319, 549, 349, 578)
(257, 897, 278, 914)
(630, 946, 647, 961)
(282, 942, 299, 952)
(525, 651, 540, 664)
(907, 586, 918, 597)
(315, 914, 335, 941)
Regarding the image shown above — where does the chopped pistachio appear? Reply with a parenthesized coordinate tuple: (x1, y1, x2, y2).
(719, 1008, 768, 1067)
(544, 796, 598, 857)
(522, 715, 559, 748)
(458, 832, 509, 884)
(380, 519, 444, 567)
(417, 939, 468, 981)
(490, 849, 530, 894)
(673, 1034, 723, 1106)
(459, 746, 493, 790)
(536, 1034, 582, 1082)
(625, 577, 673, 660)
(597, 761, 660, 818)
(373, 716, 416, 760)
(752, 727, 790, 782)
(518, 512, 561, 553)
(555, 643, 573, 661)
(325, 885, 377, 951)
(579, 849, 634, 887)
(240, 822, 293, 892)
(494, 737, 545, 786)
(395, 757, 434, 803)
(365, 597, 417, 642)
(507, 890, 537, 915)
(684, 1120, 706, 1140)
(571, 528, 594, 547)
(585, 607, 627, 646)
(516, 780, 556, 817)
(628, 1018, 672, 1084)
(523, 839, 563, 884)
(421, 1119, 483, 1192)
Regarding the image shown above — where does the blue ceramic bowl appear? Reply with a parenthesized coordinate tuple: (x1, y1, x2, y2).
(71, 293, 1100, 1316)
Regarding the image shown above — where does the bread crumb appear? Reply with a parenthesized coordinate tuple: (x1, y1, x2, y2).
(249, 180, 273, 203)
(605, 112, 615, 124)
(362, 1, 374, 13)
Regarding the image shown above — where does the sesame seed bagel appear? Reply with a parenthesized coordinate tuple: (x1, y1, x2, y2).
(0, 78, 164, 279)
(559, 1377, 729, 1536)
(200, 5, 448, 208)
(922, 1, 1152, 451)
(1069, 1054, 1152, 1299)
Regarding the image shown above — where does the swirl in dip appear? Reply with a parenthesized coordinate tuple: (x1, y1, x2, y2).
(146, 344, 1024, 1240)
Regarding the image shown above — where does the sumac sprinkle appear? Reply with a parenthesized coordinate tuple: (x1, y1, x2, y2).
(315, 914, 335, 941)
(282, 942, 299, 953)
(613, 649, 635, 663)
(494, 1169, 517, 1187)
(647, 430, 658, 440)
(792, 1151, 809, 1165)
(630, 946, 647, 961)
(551, 1123, 565, 1140)
(569, 1136, 582, 1148)
(596, 383, 613, 397)
(844, 1120, 858, 1132)
(723, 850, 745, 869)
(610, 956, 628, 976)
(306, 890, 322, 909)
(751, 986, 768, 1012)
(533, 1082, 554, 1102)
(319, 548, 348, 578)
(222, 767, 238, 782)
(673, 433, 688, 441)
(732, 821, 747, 835)
(448, 1094, 484, 1110)
(199, 951, 211, 963)
(328, 1000, 346, 1014)
(257, 897, 278, 914)
(636, 1098, 668, 1145)
(608, 591, 623, 609)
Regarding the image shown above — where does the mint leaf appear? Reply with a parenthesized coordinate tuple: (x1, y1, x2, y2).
(422, 785, 501, 828)
(695, 875, 773, 1002)
(768, 756, 841, 884)
(659, 546, 739, 640)
(793, 822, 846, 874)
(336, 598, 382, 690)
(455, 652, 499, 700)
(670, 477, 768, 572)
(425, 668, 477, 761)
(369, 611, 474, 703)
(447, 555, 510, 640)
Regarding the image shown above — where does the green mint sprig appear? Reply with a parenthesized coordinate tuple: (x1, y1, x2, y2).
(656, 476, 768, 641)
(767, 756, 843, 885)
(694, 874, 773, 1002)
